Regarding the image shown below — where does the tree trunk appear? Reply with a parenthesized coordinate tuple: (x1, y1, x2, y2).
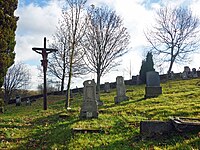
(168, 57, 175, 76)
(96, 68, 101, 99)
(65, 60, 73, 110)
(65, 43, 75, 110)
(61, 78, 64, 94)
(61, 68, 65, 94)
(96, 66, 103, 105)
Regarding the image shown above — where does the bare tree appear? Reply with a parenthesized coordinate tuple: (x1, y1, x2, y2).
(3, 62, 31, 103)
(48, 19, 87, 93)
(48, 23, 69, 93)
(145, 6, 200, 74)
(62, 0, 88, 109)
(82, 6, 130, 103)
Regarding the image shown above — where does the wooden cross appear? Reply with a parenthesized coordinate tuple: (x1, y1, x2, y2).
(32, 37, 57, 110)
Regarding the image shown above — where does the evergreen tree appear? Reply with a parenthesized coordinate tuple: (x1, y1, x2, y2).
(0, 0, 18, 88)
(139, 52, 155, 83)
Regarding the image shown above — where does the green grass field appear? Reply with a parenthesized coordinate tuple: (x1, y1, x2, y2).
(0, 78, 200, 149)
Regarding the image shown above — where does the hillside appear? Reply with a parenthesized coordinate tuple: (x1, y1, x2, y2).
(0, 78, 200, 149)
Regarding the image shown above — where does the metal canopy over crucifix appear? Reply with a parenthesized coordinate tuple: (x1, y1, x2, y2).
(32, 37, 58, 110)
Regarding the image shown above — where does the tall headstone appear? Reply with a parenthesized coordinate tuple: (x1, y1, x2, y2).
(104, 82, 110, 93)
(80, 80, 98, 119)
(145, 71, 162, 98)
(114, 76, 129, 104)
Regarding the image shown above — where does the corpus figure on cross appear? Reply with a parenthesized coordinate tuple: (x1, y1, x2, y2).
(32, 37, 57, 110)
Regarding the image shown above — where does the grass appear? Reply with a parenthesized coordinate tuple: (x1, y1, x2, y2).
(0, 78, 200, 149)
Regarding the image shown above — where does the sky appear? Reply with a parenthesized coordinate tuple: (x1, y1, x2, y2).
(14, 0, 200, 90)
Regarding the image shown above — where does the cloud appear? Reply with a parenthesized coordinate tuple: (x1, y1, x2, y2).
(15, 0, 200, 90)
(15, 0, 63, 63)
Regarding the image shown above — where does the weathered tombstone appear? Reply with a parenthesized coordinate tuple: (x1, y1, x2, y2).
(114, 76, 129, 104)
(192, 68, 198, 78)
(26, 98, 31, 106)
(80, 80, 98, 119)
(182, 66, 191, 79)
(136, 75, 141, 85)
(16, 96, 21, 106)
(184, 66, 190, 73)
(140, 117, 200, 139)
(145, 71, 162, 98)
(104, 82, 110, 93)
(140, 120, 174, 139)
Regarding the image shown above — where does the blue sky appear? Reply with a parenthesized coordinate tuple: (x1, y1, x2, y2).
(19, 0, 50, 7)
(15, 0, 200, 90)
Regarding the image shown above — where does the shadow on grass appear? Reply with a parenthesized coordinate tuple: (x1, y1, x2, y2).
(101, 97, 145, 110)
(11, 112, 80, 150)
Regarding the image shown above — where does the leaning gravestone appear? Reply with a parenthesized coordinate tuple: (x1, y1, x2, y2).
(16, 96, 21, 106)
(104, 82, 110, 93)
(114, 76, 129, 104)
(145, 71, 162, 98)
(80, 80, 98, 119)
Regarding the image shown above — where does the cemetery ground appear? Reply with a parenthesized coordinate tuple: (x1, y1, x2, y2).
(0, 79, 200, 149)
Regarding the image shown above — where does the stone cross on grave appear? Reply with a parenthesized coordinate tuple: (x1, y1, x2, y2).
(32, 37, 57, 110)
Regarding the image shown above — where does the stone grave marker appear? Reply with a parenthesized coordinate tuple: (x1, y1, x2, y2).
(16, 96, 21, 106)
(80, 80, 98, 119)
(192, 68, 198, 78)
(145, 71, 162, 98)
(182, 66, 191, 79)
(114, 76, 129, 104)
(104, 82, 110, 93)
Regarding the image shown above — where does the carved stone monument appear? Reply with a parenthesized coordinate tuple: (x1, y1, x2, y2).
(145, 71, 162, 98)
(80, 80, 98, 119)
(104, 82, 110, 93)
(114, 76, 129, 104)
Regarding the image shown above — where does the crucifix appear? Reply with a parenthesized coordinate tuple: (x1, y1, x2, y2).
(32, 37, 58, 110)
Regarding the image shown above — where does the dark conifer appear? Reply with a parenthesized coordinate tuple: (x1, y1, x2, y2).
(0, 0, 18, 87)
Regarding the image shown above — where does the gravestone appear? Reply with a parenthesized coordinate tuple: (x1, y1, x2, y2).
(104, 82, 110, 93)
(114, 76, 129, 104)
(145, 71, 162, 98)
(80, 80, 98, 119)
(182, 66, 191, 79)
(16, 96, 21, 106)
(192, 68, 198, 78)
(184, 66, 190, 73)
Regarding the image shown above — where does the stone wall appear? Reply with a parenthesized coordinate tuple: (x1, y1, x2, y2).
(7, 71, 200, 104)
